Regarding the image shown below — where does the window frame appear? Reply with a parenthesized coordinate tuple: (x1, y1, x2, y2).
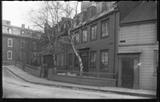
(90, 24, 97, 41)
(8, 28, 12, 34)
(100, 49, 109, 72)
(7, 50, 12, 60)
(74, 31, 80, 44)
(89, 51, 97, 71)
(82, 28, 88, 43)
(101, 20, 109, 39)
(8, 38, 13, 47)
(21, 30, 25, 35)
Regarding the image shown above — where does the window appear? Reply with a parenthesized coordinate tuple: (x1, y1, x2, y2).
(73, 32, 80, 44)
(9, 28, 12, 34)
(75, 32, 80, 44)
(21, 30, 25, 35)
(101, 20, 109, 38)
(90, 51, 96, 70)
(82, 29, 88, 42)
(8, 38, 13, 47)
(91, 25, 97, 40)
(154, 50, 158, 76)
(100, 50, 109, 71)
(7, 50, 12, 60)
(7, 28, 12, 34)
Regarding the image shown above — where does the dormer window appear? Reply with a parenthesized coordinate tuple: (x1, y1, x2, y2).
(101, 2, 114, 12)
(102, 2, 108, 12)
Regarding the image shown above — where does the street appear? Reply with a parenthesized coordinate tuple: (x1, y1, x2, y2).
(2, 66, 149, 99)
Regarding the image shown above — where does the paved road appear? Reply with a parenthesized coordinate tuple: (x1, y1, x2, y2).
(2, 67, 148, 99)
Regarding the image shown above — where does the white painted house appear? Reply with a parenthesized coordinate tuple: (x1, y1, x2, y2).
(117, 1, 157, 90)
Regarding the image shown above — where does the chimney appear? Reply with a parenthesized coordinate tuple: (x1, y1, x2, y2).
(21, 24, 25, 29)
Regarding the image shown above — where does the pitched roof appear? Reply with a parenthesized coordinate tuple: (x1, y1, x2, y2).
(121, 1, 157, 24)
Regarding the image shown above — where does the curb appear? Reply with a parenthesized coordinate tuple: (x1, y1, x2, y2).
(5, 67, 156, 98)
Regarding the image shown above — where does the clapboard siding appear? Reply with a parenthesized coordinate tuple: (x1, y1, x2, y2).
(119, 23, 156, 45)
(119, 44, 157, 90)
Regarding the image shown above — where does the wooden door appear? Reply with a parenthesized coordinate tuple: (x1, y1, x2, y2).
(121, 57, 134, 88)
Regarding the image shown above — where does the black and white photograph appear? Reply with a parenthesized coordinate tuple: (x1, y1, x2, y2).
(2, 1, 158, 99)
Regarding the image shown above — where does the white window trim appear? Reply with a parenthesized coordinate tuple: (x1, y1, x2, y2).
(7, 50, 12, 60)
(8, 38, 13, 47)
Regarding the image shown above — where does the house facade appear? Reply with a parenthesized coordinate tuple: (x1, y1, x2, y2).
(117, 1, 157, 90)
(47, 2, 119, 87)
(49, 1, 158, 90)
(2, 20, 42, 66)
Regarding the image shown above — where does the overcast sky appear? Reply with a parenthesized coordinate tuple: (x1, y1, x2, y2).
(2, 1, 81, 29)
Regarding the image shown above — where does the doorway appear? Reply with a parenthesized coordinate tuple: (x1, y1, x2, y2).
(121, 57, 134, 88)
(118, 54, 139, 89)
(80, 52, 89, 72)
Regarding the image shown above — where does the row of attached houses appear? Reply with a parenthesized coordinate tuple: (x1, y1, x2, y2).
(2, 20, 42, 66)
(48, 1, 157, 90)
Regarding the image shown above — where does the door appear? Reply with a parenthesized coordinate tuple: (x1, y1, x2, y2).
(80, 52, 89, 72)
(121, 57, 134, 88)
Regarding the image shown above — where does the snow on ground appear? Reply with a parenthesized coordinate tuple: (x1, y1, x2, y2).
(2, 67, 149, 99)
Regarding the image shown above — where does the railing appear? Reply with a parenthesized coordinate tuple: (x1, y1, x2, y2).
(54, 69, 116, 79)
(25, 64, 40, 70)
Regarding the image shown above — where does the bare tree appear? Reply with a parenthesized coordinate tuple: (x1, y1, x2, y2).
(29, 1, 84, 75)
(63, 1, 84, 76)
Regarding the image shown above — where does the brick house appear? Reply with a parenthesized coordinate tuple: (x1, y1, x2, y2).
(117, 1, 157, 90)
(2, 20, 42, 66)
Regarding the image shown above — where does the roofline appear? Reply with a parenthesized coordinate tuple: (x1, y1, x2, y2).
(2, 33, 40, 40)
(2, 24, 42, 33)
(120, 19, 157, 26)
(71, 9, 118, 32)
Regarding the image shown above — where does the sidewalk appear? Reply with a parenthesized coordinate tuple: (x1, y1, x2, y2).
(3, 65, 156, 98)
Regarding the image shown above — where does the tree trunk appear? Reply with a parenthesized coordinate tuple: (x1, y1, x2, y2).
(70, 35, 83, 76)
